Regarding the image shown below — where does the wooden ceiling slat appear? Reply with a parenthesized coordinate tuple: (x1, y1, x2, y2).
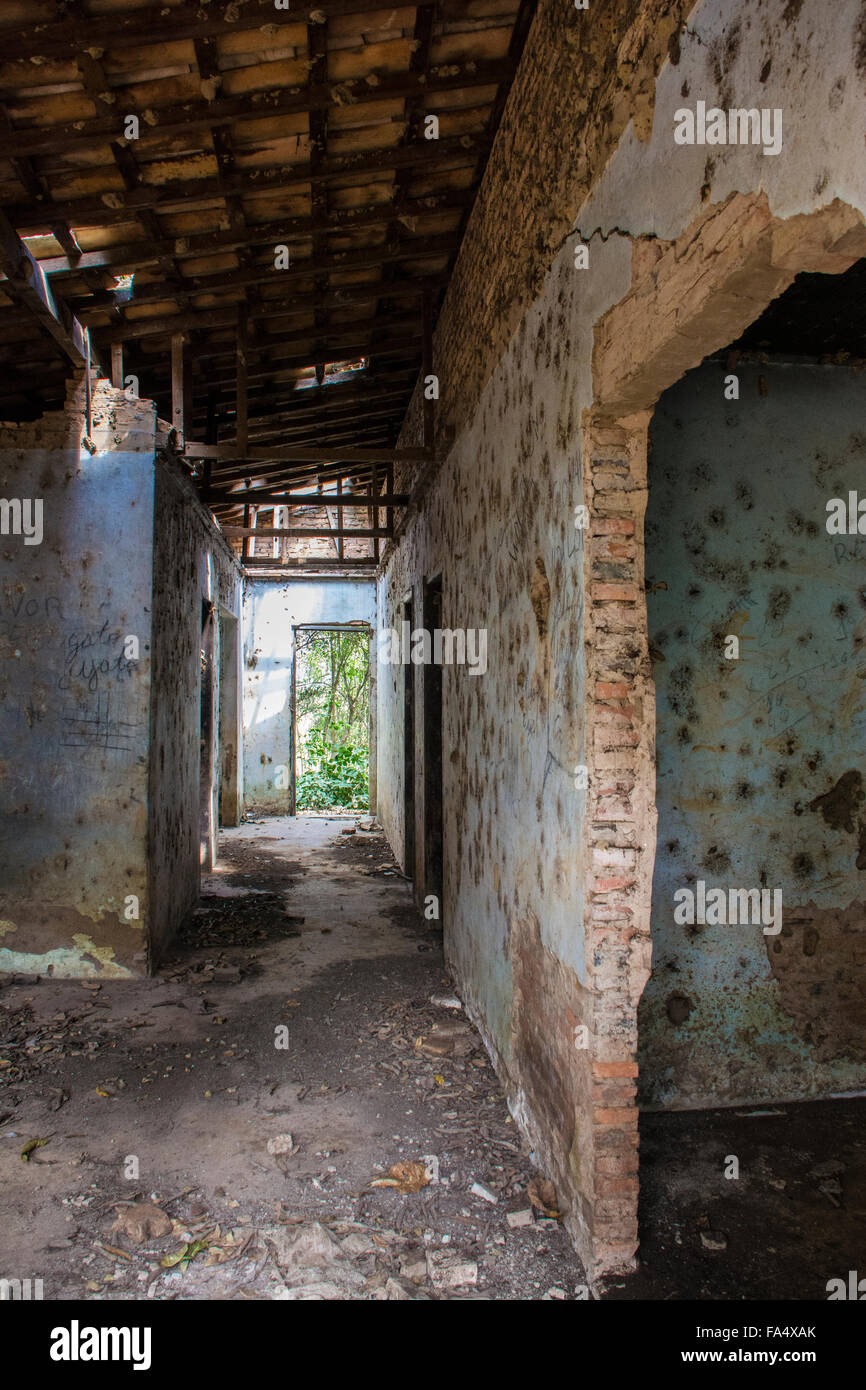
(34, 189, 472, 278)
(4, 136, 490, 230)
(4, 61, 514, 163)
(0, 0, 537, 494)
(68, 234, 460, 318)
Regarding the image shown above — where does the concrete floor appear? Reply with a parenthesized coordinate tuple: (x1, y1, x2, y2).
(1, 815, 862, 1301)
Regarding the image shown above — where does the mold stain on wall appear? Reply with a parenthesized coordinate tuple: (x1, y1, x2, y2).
(642, 359, 866, 1108)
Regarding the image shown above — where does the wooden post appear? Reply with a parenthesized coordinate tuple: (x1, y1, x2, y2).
(422, 288, 434, 452)
(84, 329, 92, 438)
(171, 332, 184, 443)
(371, 461, 379, 563)
(204, 391, 217, 491)
(336, 472, 344, 561)
(110, 341, 123, 390)
(236, 303, 248, 455)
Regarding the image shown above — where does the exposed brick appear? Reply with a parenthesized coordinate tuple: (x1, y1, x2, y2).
(591, 581, 639, 604)
(596, 1176, 640, 1197)
(594, 1107, 639, 1127)
(591, 516, 635, 535)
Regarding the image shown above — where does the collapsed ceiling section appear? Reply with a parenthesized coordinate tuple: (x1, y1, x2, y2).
(0, 0, 535, 566)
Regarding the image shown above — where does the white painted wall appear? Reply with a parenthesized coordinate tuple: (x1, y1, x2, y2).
(242, 577, 376, 811)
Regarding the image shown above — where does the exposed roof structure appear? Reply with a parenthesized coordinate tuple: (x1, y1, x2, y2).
(0, 0, 535, 565)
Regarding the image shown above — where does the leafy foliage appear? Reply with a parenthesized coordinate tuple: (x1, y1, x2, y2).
(295, 630, 369, 811)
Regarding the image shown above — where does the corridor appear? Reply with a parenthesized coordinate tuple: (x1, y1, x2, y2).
(0, 819, 585, 1301)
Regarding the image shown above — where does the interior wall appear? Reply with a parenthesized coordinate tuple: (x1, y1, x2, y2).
(643, 357, 866, 1108)
(379, 0, 866, 1277)
(218, 609, 242, 826)
(377, 230, 617, 1251)
(0, 379, 156, 978)
(147, 458, 241, 966)
(242, 577, 376, 812)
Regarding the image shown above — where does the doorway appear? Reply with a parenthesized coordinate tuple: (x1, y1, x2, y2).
(402, 597, 416, 878)
(641, 259, 866, 1111)
(199, 600, 217, 868)
(423, 576, 444, 925)
(292, 624, 372, 816)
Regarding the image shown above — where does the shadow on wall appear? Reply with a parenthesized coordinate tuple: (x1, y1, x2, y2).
(244, 649, 293, 812)
(641, 358, 866, 1111)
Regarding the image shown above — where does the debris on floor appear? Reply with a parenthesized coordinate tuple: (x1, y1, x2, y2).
(0, 819, 587, 1302)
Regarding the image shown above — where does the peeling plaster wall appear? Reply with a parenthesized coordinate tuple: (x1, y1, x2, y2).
(0, 381, 155, 979)
(378, 232, 632, 1265)
(148, 459, 241, 967)
(243, 578, 375, 812)
(379, 0, 866, 1275)
(643, 359, 866, 1108)
(577, 0, 866, 245)
(573, 0, 866, 330)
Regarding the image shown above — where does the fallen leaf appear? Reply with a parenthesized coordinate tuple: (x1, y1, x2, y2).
(527, 1178, 561, 1220)
(110, 1202, 172, 1243)
(21, 1136, 50, 1161)
(370, 1160, 430, 1194)
(160, 1238, 210, 1271)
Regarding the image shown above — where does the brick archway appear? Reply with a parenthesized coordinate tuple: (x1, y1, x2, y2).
(580, 194, 866, 1276)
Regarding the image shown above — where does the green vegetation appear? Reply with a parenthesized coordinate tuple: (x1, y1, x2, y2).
(295, 629, 370, 811)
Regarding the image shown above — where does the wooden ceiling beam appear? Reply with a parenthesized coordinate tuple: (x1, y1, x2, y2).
(69, 234, 460, 317)
(0, 1, 448, 61)
(190, 382, 411, 426)
(4, 136, 489, 229)
(239, 403, 407, 443)
(0, 207, 94, 369)
(91, 288, 437, 343)
(241, 558, 380, 570)
(222, 525, 390, 540)
(4, 67, 510, 161)
(207, 491, 408, 508)
(34, 189, 471, 280)
(187, 442, 428, 463)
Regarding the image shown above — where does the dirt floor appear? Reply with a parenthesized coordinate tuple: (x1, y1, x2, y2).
(1, 816, 862, 1302)
(0, 819, 585, 1302)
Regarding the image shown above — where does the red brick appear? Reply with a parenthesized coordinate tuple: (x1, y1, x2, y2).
(594, 1106, 638, 1127)
(595, 681, 632, 698)
(591, 582, 638, 602)
(596, 1176, 640, 1197)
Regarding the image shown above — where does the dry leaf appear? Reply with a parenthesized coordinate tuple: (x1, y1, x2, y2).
(527, 1178, 562, 1219)
(370, 1160, 430, 1194)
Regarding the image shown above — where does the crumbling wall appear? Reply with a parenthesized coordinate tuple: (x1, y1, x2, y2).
(243, 578, 375, 813)
(379, 0, 866, 1277)
(378, 228, 621, 1259)
(0, 379, 155, 978)
(643, 359, 866, 1108)
(147, 458, 241, 966)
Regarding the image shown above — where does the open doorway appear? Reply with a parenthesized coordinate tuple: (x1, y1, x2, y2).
(199, 600, 217, 868)
(402, 596, 416, 878)
(641, 257, 866, 1111)
(576, 195, 866, 1276)
(292, 625, 372, 816)
(218, 609, 240, 827)
(423, 576, 444, 926)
